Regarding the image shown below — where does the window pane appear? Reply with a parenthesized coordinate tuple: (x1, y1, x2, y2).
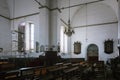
(60, 26, 68, 53)
(60, 26, 64, 52)
(25, 23, 30, 51)
(64, 34, 68, 53)
(31, 23, 34, 50)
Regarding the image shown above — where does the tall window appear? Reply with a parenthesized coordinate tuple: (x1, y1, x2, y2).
(25, 22, 34, 52)
(18, 22, 34, 53)
(60, 26, 68, 53)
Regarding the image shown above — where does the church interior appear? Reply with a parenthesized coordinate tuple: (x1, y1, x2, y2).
(0, 0, 120, 80)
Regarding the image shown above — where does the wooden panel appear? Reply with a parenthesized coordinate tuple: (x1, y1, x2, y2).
(0, 63, 15, 71)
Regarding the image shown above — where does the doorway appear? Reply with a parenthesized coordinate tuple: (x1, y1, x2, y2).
(87, 44, 99, 62)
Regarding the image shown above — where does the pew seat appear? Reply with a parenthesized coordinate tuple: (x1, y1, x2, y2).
(0, 70, 19, 80)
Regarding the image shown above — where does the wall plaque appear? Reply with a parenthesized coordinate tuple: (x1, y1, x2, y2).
(104, 39, 113, 54)
(74, 41, 81, 54)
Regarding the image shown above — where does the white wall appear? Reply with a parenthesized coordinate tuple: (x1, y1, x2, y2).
(54, 0, 118, 62)
(118, 0, 120, 40)
(71, 24, 118, 61)
(0, 0, 9, 17)
(7, 0, 39, 18)
(2, 0, 118, 61)
(0, 17, 11, 57)
(0, 0, 11, 57)
(7, 0, 50, 57)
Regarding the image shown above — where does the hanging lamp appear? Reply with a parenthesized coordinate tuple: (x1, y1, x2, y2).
(63, 0, 74, 37)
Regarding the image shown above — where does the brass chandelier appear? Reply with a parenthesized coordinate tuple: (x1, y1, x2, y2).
(63, 0, 74, 37)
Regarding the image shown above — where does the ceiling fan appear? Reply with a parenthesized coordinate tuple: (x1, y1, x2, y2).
(60, 0, 75, 37)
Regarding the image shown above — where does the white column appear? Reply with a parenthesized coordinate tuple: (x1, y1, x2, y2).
(118, 0, 120, 56)
(118, 0, 120, 39)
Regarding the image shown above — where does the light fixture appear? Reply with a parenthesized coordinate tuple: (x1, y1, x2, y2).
(64, 0, 74, 37)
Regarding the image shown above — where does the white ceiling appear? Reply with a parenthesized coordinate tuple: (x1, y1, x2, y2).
(70, 0, 101, 5)
(59, 0, 118, 18)
(59, 0, 103, 8)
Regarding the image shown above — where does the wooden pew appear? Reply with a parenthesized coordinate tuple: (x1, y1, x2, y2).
(47, 64, 68, 80)
(93, 61, 105, 80)
(63, 63, 71, 66)
(34, 66, 42, 80)
(0, 70, 20, 80)
(0, 62, 15, 72)
(19, 67, 34, 80)
(63, 65, 79, 80)
(63, 66, 79, 73)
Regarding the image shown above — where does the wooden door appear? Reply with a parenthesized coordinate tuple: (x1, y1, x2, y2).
(87, 44, 98, 62)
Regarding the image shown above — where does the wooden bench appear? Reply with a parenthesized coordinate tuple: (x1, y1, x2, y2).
(63, 66, 79, 80)
(0, 70, 20, 80)
(0, 62, 15, 71)
(19, 67, 34, 80)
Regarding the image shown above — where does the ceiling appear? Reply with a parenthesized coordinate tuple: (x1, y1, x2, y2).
(70, 0, 102, 5)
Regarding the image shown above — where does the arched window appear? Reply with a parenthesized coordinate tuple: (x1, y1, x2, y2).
(18, 22, 34, 53)
(60, 26, 68, 53)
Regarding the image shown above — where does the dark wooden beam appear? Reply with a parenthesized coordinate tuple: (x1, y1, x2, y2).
(74, 21, 118, 28)
(60, 0, 104, 10)
(12, 12, 39, 20)
(0, 14, 10, 20)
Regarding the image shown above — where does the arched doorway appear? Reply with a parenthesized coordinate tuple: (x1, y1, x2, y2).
(87, 44, 99, 62)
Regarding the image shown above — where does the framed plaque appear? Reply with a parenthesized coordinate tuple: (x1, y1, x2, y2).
(104, 39, 113, 54)
(74, 41, 81, 54)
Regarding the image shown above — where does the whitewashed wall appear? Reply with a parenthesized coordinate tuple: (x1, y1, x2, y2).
(7, 0, 50, 57)
(53, 0, 119, 62)
(0, 0, 9, 17)
(2, 0, 118, 61)
(0, 0, 11, 57)
(0, 17, 11, 57)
